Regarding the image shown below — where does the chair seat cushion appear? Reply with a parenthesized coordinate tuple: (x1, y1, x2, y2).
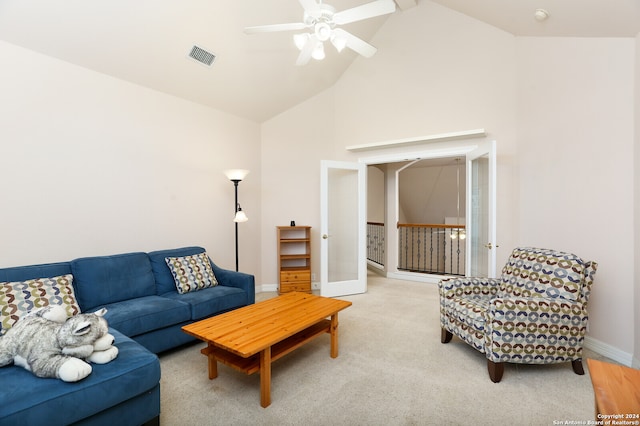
(449, 294, 491, 331)
(95, 295, 191, 337)
(0, 328, 160, 426)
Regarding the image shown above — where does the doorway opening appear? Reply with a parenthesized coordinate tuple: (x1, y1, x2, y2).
(361, 140, 496, 283)
(367, 156, 466, 278)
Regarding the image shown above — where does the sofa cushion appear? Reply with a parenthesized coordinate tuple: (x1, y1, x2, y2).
(94, 295, 191, 337)
(161, 285, 248, 320)
(0, 274, 80, 334)
(0, 328, 160, 426)
(165, 252, 218, 294)
(71, 252, 156, 311)
(148, 246, 208, 295)
(497, 247, 585, 301)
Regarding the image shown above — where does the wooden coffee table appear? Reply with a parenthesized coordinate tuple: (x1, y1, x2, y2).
(587, 358, 640, 417)
(182, 291, 352, 407)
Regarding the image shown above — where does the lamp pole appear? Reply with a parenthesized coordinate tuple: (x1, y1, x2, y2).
(224, 169, 248, 273)
(232, 179, 240, 272)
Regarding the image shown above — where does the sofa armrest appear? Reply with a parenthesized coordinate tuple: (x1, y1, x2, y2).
(438, 277, 501, 300)
(211, 264, 255, 304)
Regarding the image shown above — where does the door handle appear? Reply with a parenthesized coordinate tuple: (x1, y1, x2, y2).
(484, 243, 499, 249)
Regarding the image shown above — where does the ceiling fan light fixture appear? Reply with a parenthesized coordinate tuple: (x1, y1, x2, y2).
(293, 33, 310, 50)
(311, 41, 325, 60)
(330, 33, 347, 52)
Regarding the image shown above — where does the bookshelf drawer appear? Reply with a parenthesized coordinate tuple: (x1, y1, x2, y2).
(280, 270, 311, 283)
(279, 282, 311, 293)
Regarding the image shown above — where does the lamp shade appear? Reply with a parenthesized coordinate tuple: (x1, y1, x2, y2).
(330, 33, 347, 52)
(294, 33, 310, 50)
(311, 42, 325, 60)
(234, 210, 248, 223)
(224, 169, 250, 181)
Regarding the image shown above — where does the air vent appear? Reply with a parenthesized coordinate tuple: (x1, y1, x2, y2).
(188, 45, 216, 67)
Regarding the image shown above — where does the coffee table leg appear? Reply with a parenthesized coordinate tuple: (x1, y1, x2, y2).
(207, 343, 218, 379)
(330, 313, 339, 358)
(260, 347, 272, 408)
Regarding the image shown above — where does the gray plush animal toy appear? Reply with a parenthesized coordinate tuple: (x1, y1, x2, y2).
(0, 305, 118, 382)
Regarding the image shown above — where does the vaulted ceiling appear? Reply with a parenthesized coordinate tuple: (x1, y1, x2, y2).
(0, 0, 637, 122)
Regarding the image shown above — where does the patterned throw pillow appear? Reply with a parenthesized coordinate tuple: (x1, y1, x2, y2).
(0, 274, 81, 335)
(165, 252, 218, 294)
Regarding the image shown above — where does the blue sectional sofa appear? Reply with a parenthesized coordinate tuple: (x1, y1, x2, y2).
(0, 246, 255, 426)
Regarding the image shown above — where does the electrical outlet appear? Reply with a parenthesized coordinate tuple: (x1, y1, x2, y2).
(311, 273, 316, 281)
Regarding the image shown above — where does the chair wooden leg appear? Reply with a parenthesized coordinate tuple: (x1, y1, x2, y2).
(572, 359, 585, 375)
(487, 360, 504, 383)
(441, 328, 453, 343)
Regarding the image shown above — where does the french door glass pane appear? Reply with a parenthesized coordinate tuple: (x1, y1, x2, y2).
(328, 168, 359, 282)
(469, 155, 489, 276)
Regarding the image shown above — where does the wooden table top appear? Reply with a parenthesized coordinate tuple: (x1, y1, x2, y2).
(587, 358, 640, 416)
(182, 292, 352, 358)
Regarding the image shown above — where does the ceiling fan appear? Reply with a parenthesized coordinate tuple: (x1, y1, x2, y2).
(244, 0, 396, 66)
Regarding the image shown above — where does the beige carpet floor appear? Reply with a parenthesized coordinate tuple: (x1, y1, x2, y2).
(158, 274, 608, 425)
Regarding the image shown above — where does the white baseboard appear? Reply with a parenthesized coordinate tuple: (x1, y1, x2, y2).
(584, 335, 633, 366)
(257, 283, 278, 293)
(386, 271, 441, 284)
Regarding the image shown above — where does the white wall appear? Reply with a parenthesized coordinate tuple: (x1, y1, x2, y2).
(399, 164, 466, 224)
(516, 37, 636, 359)
(0, 40, 263, 283)
(367, 166, 385, 223)
(260, 90, 336, 288)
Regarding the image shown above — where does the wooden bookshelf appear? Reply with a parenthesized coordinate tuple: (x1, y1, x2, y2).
(277, 226, 311, 294)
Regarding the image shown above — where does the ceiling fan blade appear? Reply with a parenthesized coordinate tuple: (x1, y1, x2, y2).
(296, 35, 317, 66)
(298, 0, 320, 12)
(333, 0, 396, 25)
(333, 28, 377, 58)
(244, 22, 307, 34)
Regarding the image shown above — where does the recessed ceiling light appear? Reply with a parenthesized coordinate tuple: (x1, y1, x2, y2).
(534, 9, 550, 22)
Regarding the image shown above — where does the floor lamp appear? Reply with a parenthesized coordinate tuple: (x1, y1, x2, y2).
(224, 169, 249, 271)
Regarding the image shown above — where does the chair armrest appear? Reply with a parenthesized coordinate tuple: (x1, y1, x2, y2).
(211, 265, 256, 304)
(579, 260, 599, 307)
(438, 277, 501, 300)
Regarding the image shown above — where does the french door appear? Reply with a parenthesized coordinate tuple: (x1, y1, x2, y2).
(320, 160, 367, 297)
(466, 140, 497, 278)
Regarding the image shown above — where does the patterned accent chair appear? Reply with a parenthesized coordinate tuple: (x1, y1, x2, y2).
(438, 247, 598, 382)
